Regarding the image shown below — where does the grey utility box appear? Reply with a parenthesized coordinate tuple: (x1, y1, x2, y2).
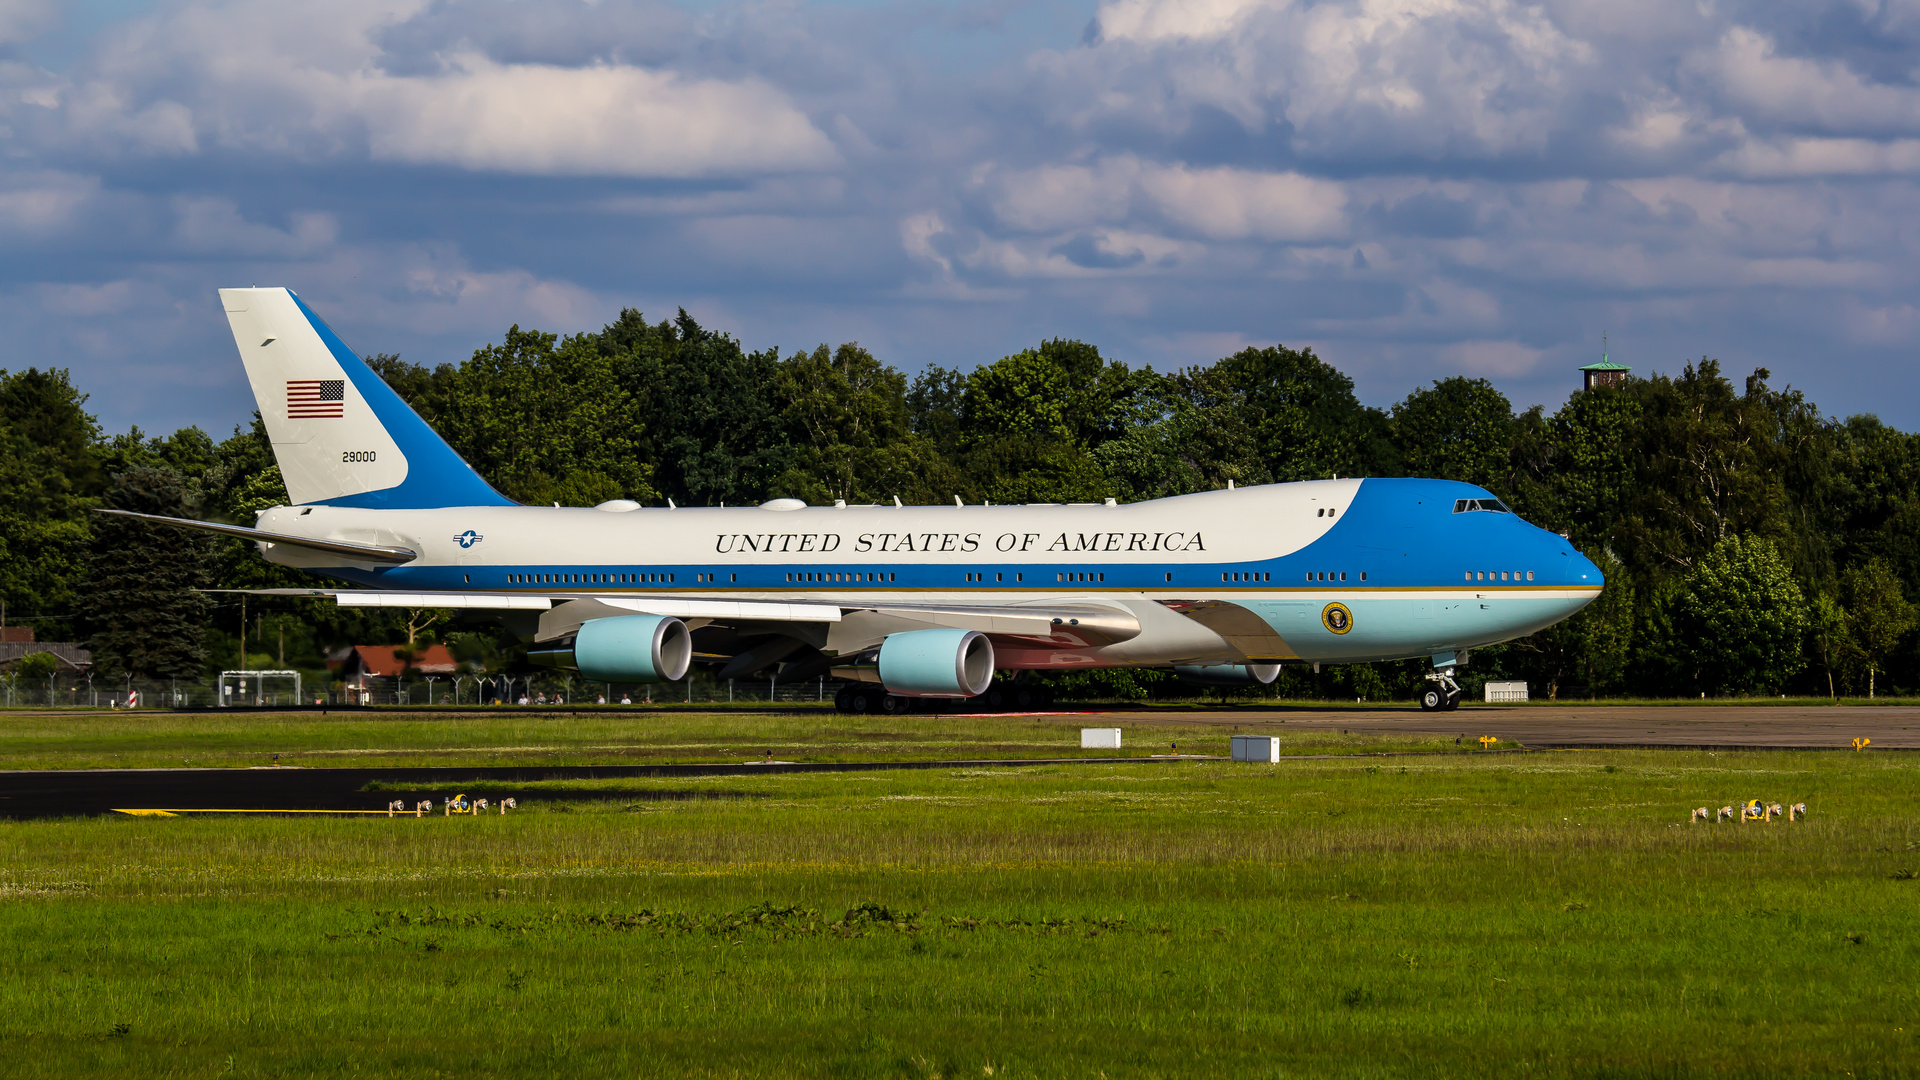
(1484, 680, 1529, 703)
(1081, 728, 1122, 749)
(1232, 735, 1281, 762)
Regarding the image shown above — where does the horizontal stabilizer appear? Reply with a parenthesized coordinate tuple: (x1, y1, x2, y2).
(96, 510, 418, 565)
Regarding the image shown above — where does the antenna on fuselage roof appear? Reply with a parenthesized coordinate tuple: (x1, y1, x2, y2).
(1228, 479, 1234, 490)
(893, 496, 903, 507)
(668, 498, 676, 509)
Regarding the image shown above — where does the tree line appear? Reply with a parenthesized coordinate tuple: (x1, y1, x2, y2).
(2, 305, 1915, 699)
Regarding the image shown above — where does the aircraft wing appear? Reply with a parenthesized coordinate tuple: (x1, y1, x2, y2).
(220, 589, 1139, 645)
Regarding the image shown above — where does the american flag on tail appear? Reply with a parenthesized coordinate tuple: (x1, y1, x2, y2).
(287, 379, 345, 418)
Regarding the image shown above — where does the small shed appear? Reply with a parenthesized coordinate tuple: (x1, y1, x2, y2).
(0, 627, 92, 672)
(332, 644, 458, 696)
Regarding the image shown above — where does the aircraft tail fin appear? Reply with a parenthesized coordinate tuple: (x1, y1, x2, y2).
(218, 288, 512, 508)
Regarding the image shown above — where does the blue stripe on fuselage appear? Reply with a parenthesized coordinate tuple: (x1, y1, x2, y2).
(309, 479, 1601, 596)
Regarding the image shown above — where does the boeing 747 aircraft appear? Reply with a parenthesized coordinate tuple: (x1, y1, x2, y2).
(107, 288, 1603, 712)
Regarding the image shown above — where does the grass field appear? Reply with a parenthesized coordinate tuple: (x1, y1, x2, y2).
(3, 710, 1919, 1077)
(0, 706, 1468, 770)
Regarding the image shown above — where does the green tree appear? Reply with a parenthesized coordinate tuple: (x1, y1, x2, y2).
(0, 368, 103, 633)
(1841, 559, 1915, 697)
(1577, 556, 1635, 694)
(773, 343, 962, 505)
(78, 466, 210, 680)
(1806, 593, 1848, 699)
(1391, 377, 1514, 491)
(436, 327, 657, 507)
(1619, 361, 1799, 574)
(1668, 535, 1808, 695)
(1177, 345, 1392, 485)
(12, 649, 59, 682)
(614, 309, 791, 507)
(954, 340, 1153, 504)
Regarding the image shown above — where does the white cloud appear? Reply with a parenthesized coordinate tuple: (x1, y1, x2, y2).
(986, 156, 1347, 241)
(52, 0, 837, 178)
(1069, 0, 1594, 159)
(1434, 339, 1543, 377)
(0, 0, 54, 45)
(171, 198, 338, 258)
(1141, 164, 1347, 241)
(0, 171, 98, 234)
(355, 54, 838, 177)
(1693, 27, 1920, 136)
(1713, 137, 1920, 178)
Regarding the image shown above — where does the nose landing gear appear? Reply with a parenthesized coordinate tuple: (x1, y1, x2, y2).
(1420, 668, 1464, 711)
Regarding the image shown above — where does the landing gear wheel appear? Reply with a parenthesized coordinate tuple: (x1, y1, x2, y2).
(1013, 686, 1036, 710)
(1442, 688, 1464, 711)
(835, 687, 855, 713)
(984, 686, 1009, 712)
(880, 694, 911, 714)
(848, 688, 875, 713)
(1420, 687, 1446, 711)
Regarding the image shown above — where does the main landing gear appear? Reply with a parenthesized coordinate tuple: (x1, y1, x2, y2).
(1419, 669, 1464, 712)
(834, 684, 1054, 714)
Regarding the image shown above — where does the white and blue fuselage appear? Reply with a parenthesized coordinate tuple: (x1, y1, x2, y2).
(110, 287, 1601, 704)
(255, 476, 1599, 671)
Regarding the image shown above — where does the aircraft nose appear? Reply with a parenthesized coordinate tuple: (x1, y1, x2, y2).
(1568, 545, 1602, 588)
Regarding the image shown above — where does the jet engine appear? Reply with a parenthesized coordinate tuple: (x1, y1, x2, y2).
(537, 614, 692, 683)
(876, 628, 995, 698)
(1174, 662, 1282, 687)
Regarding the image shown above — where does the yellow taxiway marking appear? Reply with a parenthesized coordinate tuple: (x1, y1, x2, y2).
(111, 808, 409, 816)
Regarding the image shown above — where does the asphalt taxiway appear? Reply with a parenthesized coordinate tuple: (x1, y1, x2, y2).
(1128, 703, 1920, 750)
(2, 704, 1911, 819)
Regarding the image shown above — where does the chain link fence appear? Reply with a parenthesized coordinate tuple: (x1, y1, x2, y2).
(0, 672, 856, 708)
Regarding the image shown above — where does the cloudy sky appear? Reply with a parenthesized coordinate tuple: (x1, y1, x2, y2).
(3, 0, 1919, 436)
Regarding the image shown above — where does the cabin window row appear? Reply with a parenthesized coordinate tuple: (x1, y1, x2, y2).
(1058, 572, 1105, 583)
(787, 571, 897, 583)
(1306, 571, 1366, 582)
(963, 573, 1028, 583)
(1468, 570, 1534, 581)
(1316, 507, 1338, 518)
(508, 572, 675, 584)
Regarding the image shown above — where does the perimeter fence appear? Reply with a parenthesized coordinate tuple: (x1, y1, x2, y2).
(0, 672, 854, 709)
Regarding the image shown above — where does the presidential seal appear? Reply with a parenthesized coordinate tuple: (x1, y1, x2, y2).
(1321, 602, 1353, 635)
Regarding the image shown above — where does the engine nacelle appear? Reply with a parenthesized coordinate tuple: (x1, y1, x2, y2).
(572, 614, 692, 683)
(876, 628, 995, 698)
(1175, 662, 1281, 687)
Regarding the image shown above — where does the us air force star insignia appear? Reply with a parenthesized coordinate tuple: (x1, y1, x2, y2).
(453, 530, 484, 549)
(1321, 602, 1353, 635)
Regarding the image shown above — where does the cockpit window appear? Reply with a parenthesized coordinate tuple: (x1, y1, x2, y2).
(1452, 498, 1512, 514)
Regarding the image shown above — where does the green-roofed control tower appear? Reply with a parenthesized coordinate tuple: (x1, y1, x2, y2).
(1581, 338, 1629, 391)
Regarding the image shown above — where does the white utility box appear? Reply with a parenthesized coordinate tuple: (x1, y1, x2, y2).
(1484, 681, 1529, 703)
(1232, 735, 1281, 762)
(1081, 728, 1122, 749)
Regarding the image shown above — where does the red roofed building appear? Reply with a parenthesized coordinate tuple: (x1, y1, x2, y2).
(330, 644, 458, 703)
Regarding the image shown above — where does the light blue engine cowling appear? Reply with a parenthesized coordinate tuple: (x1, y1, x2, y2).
(573, 615, 692, 683)
(877, 628, 995, 698)
(1174, 663, 1281, 687)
